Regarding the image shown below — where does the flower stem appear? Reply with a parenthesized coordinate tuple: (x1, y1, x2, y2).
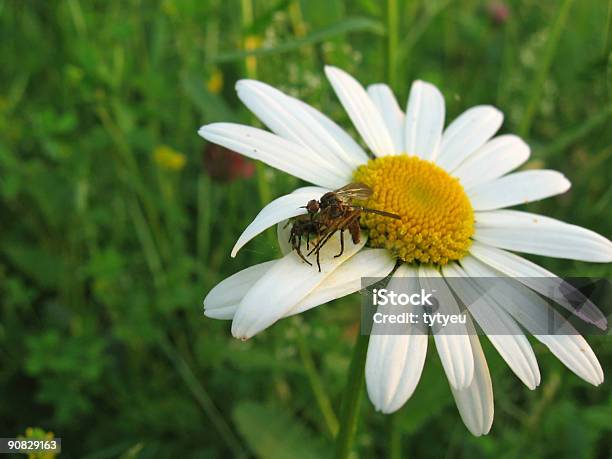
(386, 0, 399, 88)
(241, 0, 257, 79)
(335, 332, 369, 459)
(388, 411, 402, 459)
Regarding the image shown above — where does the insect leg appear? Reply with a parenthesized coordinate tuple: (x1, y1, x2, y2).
(334, 229, 345, 258)
(295, 234, 312, 266)
(307, 226, 337, 257)
(297, 249, 313, 266)
(307, 218, 345, 257)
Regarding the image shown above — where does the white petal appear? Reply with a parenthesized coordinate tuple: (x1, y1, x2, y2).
(277, 220, 292, 256)
(468, 170, 570, 211)
(437, 106, 503, 171)
(403, 80, 445, 160)
(292, 98, 370, 168)
(205, 305, 239, 320)
(419, 266, 474, 389)
(460, 255, 604, 386)
(325, 66, 395, 156)
(203, 261, 276, 320)
(208, 247, 389, 322)
(443, 263, 540, 389)
(237, 80, 365, 171)
(231, 187, 329, 257)
(198, 123, 346, 189)
(366, 334, 428, 414)
(366, 265, 429, 413)
(453, 135, 530, 189)
(474, 210, 612, 262)
(468, 241, 607, 329)
(367, 84, 405, 154)
(288, 248, 395, 316)
(231, 231, 367, 339)
(536, 334, 604, 386)
(450, 333, 494, 436)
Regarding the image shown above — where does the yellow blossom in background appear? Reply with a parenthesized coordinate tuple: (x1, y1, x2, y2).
(207, 68, 224, 94)
(153, 145, 186, 171)
(244, 35, 262, 50)
(243, 35, 262, 77)
(18, 427, 57, 459)
(161, 0, 178, 17)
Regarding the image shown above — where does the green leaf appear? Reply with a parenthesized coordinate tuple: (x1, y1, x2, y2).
(233, 401, 331, 459)
(2, 241, 64, 288)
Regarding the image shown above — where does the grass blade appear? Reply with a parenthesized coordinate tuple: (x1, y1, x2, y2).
(518, 0, 576, 137)
(214, 17, 385, 62)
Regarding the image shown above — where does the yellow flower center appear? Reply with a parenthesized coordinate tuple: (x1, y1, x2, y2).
(353, 155, 474, 265)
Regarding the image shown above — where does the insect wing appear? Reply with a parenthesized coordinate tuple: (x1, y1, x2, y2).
(334, 182, 373, 201)
(360, 207, 401, 219)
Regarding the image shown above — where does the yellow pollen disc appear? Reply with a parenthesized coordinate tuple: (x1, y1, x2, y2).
(353, 155, 474, 265)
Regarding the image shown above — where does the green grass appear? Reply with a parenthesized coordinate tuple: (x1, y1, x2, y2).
(0, 0, 611, 458)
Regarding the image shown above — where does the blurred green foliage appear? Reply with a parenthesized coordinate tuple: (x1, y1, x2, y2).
(1, 0, 611, 458)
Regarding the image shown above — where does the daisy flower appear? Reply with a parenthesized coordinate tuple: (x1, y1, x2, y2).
(199, 66, 611, 436)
